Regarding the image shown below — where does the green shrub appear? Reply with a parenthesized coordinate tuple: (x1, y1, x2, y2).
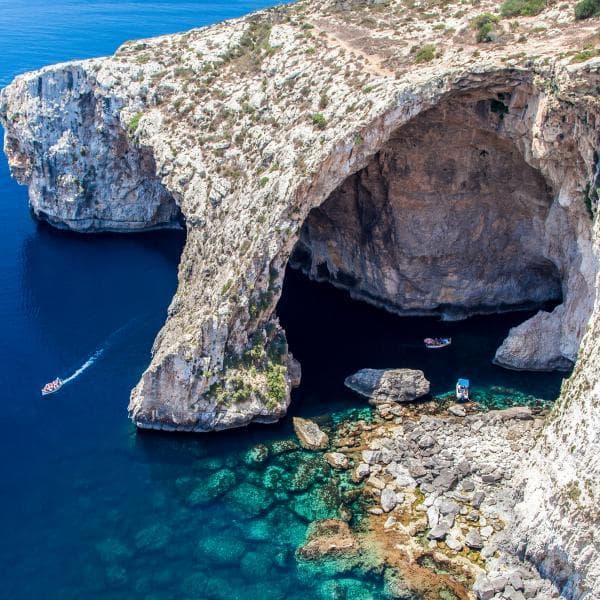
(128, 112, 143, 134)
(311, 113, 327, 129)
(414, 44, 435, 63)
(259, 176, 269, 188)
(265, 362, 287, 408)
(471, 13, 499, 43)
(572, 47, 600, 62)
(500, 0, 545, 17)
(574, 0, 600, 19)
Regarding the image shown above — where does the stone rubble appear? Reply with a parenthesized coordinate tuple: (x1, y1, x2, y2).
(340, 401, 564, 600)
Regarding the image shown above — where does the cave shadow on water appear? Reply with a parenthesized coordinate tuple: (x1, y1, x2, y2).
(277, 265, 569, 415)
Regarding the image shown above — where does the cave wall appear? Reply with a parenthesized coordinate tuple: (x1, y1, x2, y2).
(291, 98, 562, 320)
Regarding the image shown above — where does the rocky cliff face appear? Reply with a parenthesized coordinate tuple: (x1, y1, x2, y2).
(1, 1, 599, 595)
(1, 64, 180, 231)
(509, 212, 600, 599)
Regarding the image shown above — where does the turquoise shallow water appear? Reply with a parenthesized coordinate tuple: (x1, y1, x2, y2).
(0, 2, 568, 598)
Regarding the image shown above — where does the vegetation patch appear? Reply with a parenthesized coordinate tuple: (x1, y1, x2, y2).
(500, 0, 546, 17)
(222, 19, 276, 73)
(575, 0, 600, 19)
(471, 14, 500, 43)
(311, 112, 327, 129)
(128, 112, 143, 134)
(571, 47, 600, 62)
(414, 44, 435, 63)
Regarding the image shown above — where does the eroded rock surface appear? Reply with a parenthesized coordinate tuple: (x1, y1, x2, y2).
(296, 518, 359, 559)
(494, 307, 574, 371)
(293, 417, 329, 450)
(344, 368, 430, 405)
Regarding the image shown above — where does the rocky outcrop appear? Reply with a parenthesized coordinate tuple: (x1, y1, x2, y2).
(0, 64, 180, 231)
(344, 368, 430, 405)
(293, 417, 329, 450)
(509, 213, 600, 599)
(494, 307, 574, 371)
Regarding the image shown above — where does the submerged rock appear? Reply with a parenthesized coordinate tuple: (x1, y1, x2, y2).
(243, 444, 270, 466)
(297, 519, 359, 560)
(195, 536, 246, 565)
(293, 417, 329, 450)
(226, 482, 273, 517)
(95, 538, 132, 563)
(324, 452, 349, 470)
(187, 468, 236, 506)
(134, 524, 172, 552)
(344, 369, 430, 405)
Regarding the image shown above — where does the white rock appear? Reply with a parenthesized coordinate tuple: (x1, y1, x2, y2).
(381, 488, 398, 512)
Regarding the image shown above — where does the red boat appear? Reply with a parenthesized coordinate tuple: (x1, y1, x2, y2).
(41, 378, 63, 396)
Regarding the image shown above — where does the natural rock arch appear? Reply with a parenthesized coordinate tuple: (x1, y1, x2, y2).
(2, 11, 599, 594)
(289, 94, 563, 323)
(125, 77, 597, 434)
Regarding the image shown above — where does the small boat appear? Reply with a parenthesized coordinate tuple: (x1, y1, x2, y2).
(41, 378, 63, 396)
(456, 378, 470, 401)
(424, 337, 451, 349)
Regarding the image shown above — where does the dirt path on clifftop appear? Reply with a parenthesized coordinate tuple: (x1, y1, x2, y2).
(310, 18, 395, 78)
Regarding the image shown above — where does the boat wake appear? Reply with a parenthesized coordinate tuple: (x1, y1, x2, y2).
(42, 315, 146, 395)
(60, 348, 105, 386)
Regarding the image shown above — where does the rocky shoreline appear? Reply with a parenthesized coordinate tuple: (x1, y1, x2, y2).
(292, 397, 561, 599)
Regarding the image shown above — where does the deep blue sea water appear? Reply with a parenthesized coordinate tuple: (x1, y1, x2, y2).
(0, 3, 567, 598)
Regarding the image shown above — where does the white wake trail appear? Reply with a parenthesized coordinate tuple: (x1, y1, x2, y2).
(53, 315, 146, 389)
(61, 348, 105, 385)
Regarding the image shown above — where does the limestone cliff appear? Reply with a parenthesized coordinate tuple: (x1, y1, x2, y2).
(510, 212, 600, 599)
(1, 1, 599, 595)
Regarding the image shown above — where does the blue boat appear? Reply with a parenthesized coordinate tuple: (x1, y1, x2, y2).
(456, 378, 470, 401)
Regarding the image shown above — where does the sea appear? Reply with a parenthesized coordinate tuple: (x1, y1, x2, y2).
(0, 2, 567, 598)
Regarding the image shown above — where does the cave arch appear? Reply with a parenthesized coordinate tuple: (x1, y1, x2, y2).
(288, 94, 563, 322)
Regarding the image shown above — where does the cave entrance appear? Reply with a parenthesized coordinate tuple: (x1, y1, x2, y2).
(277, 266, 564, 416)
(276, 93, 567, 414)
(289, 94, 563, 321)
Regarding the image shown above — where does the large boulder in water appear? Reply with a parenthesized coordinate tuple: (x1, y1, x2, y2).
(297, 519, 359, 559)
(344, 368, 430, 405)
(293, 417, 329, 450)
